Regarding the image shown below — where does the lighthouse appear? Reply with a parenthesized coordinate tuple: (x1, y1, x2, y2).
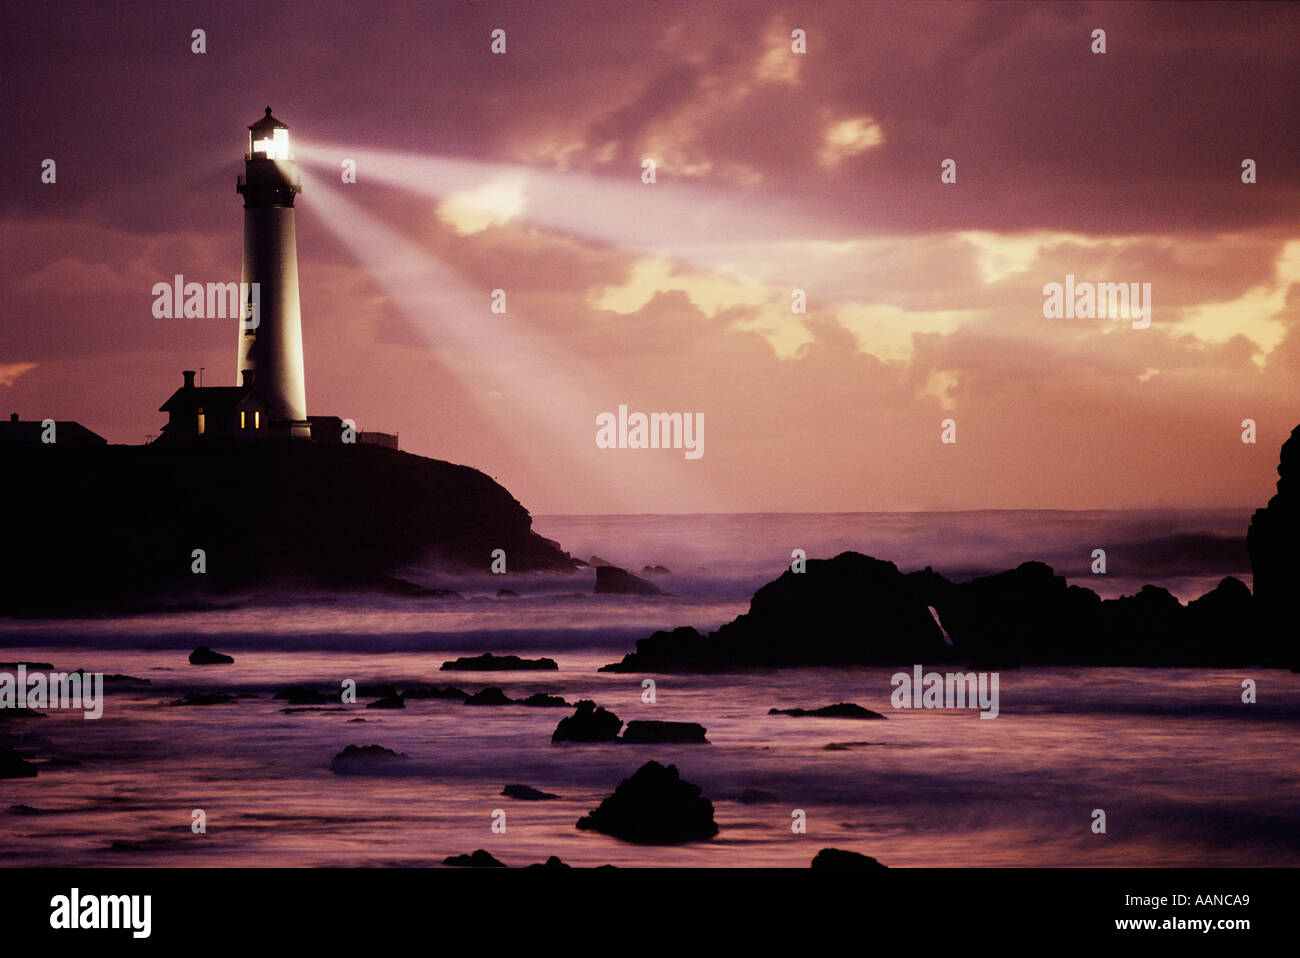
(235, 107, 309, 438)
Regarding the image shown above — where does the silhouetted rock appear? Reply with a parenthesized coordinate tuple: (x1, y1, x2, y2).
(602, 548, 1284, 670)
(1099, 585, 1185, 663)
(464, 686, 514, 706)
(0, 442, 577, 616)
(621, 720, 709, 743)
(1249, 423, 1300, 666)
(443, 849, 506, 868)
(519, 692, 570, 707)
(9, 804, 42, 814)
(188, 646, 234, 665)
(169, 692, 237, 706)
(356, 683, 398, 698)
(552, 700, 623, 742)
(0, 749, 38, 779)
(83, 671, 150, 685)
(401, 685, 469, 700)
(502, 784, 561, 801)
(588, 555, 616, 567)
(601, 554, 944, 670)
(599, 627, 703, 673)
(274, 686, 331, 704)
(373, 575, 462, 598)
(330, 744, 409, 773)
(595, 565, 664, 596)
(768, 703, 885, 720)
(928, 561, 1101, 668)
(811, 848, 887, 869)
(366, 694, 405, 709)
(441, 653, 558, 671)
(526, 856, 571, 868)
(496, 589, 520, 597)
(642, 565, 671, 575)
(576, 761, 718, 844)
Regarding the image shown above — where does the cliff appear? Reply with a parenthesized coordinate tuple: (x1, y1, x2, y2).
(1248, 423, 1299, 666)
(0, 441, 575, 615)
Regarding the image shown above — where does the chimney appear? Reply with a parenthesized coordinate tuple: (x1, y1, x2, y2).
(9, 413, 17, 423)
(241, 369, 255, 387)
(182, 370, 196, 388)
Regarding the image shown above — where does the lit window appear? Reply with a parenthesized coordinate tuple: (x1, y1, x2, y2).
(255, 410, 261, 429)
(252, 128, 290, 160)
(240, 411, 246, 429)
(197, 408, 205, 436)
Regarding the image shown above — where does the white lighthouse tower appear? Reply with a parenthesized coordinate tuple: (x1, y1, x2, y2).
(236, 107, 310, 438)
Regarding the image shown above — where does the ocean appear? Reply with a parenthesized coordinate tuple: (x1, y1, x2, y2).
(2, 509, 1295, 867)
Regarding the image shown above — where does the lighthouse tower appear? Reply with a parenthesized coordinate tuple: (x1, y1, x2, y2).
(236, 107, 309, 438)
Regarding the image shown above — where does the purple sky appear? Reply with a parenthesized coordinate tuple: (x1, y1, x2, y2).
(2, 1, 1298, 513)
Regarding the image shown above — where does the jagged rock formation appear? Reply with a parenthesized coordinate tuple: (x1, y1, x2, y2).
(552, 700, 623, 742)
(603, 548, 1289, 671)
(575, 761, 718, 844)
(594, 565, 663, 595)
(620, 720, 710, 743)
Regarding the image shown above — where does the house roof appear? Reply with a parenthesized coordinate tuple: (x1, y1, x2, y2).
(159, 384, 260, 413)
(0, 419, 107, 443)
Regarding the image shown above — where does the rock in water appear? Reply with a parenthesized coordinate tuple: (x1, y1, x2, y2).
(440, 653, 558, 671)
(463, 687, 514, 706)
(169, 692, 237, 706)
(810, 848, 887, 869)
(594, 565, 664, 596)
(600, 553, 944, 670)
(329, 744, 409, 773)
(768, 703, 886, 719)
(576, 760, 718, 844)
(519, 692, 570, 708)
(365, 694, 405, 709)
(273, 686, 331, 704)
(502, 784, 561, 801)
(443, 849, 506, 868)
(620, 720, 710, 743)
(552, 700, 623, 742)
(401, 685, 469, 700)
(526, 856, 571, 868)
(1249, 423, 1300, 665)
(188, 646, 234, 665)
(602, 548, 1280, 670)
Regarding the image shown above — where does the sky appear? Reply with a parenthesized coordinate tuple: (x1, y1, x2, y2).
(2, 0, 1298, 514)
